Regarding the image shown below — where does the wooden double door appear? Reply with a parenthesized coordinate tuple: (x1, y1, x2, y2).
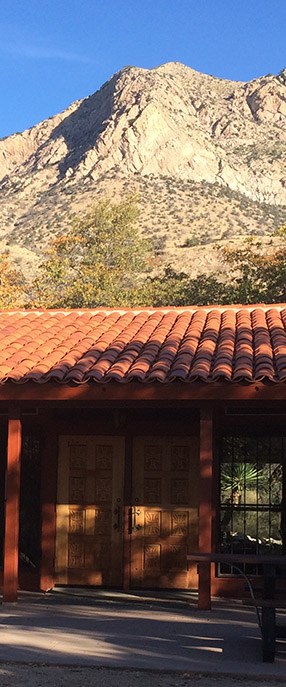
(55, 435, 198, 588)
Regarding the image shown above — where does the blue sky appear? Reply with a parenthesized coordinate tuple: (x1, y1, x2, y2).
(0, 0, 285, 138)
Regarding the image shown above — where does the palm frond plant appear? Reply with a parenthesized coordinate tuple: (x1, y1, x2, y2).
(221, 462, 265, 503)
(220, 463, 266, 534)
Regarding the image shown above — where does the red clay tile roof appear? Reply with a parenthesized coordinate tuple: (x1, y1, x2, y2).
(0, 306, 285, 385)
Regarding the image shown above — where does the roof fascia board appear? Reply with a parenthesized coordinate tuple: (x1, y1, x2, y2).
(0, 381, 285, 402)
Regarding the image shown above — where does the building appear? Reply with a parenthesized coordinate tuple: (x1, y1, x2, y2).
(0, 306, 285, 604)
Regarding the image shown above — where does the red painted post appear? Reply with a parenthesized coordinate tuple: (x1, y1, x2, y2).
(198, 406, 213, 610)
(3, 409, 22, 602)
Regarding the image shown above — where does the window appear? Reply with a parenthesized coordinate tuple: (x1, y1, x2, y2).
(219, 435, 286, 574)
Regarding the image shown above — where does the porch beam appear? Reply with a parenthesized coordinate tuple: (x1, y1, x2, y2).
(3, 408, 22, 602)
(0, 381, 286, 402)
(198, 406, 214, 610)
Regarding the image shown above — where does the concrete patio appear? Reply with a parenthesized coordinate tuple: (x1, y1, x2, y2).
(0, 589, 285, 679)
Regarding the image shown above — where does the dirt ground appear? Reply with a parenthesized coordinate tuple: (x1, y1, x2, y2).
(0, 665, 285, 687)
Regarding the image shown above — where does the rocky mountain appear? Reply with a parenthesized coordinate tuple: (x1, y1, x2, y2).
(0, 62, 286, 276)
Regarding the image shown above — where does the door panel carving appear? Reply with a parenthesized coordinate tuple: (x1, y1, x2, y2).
(131, 436, 199, 589)
(55, 436, 124, 586)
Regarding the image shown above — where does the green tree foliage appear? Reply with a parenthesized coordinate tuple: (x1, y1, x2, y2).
(32, 196, 151, 308)
(146, 227, 286, 307)
(219, 229, 286, 304)
(142, 267, 227, 306)
(0, 252, 27, 309)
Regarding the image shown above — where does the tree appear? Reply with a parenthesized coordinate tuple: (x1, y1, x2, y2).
(32, 196, 151, 308)
(0, 252, 27, 308)
(31, 200, 286, 309)
(219, 228, 286, 304)
(151, 231, 286, 308)
(141, 268, 232, 306)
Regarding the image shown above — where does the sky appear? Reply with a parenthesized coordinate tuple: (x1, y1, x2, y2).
(0, 0, 285, 138)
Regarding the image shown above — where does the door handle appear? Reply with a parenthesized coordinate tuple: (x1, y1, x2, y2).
(113, 498, 122, 532)
(131, 505, 141, 532)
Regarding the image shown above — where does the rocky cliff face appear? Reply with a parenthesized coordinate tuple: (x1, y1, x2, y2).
(0, 62, 286, 274)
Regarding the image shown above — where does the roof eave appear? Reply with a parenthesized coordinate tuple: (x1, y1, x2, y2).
(0, 380, 285, 403)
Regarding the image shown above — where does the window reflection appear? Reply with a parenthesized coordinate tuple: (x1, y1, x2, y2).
(220, 436, 285, 574)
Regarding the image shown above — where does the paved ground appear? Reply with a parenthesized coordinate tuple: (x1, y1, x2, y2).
(0, 591, 285, 685)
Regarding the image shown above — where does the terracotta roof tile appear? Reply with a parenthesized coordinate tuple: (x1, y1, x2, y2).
(0, 305, 285, 385)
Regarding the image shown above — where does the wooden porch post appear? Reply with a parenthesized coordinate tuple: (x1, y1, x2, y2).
(198, 406, 214, 610)
(3, 408, 22, 602)
(122, 435, 132, 591)
(40, 425, 58, 592)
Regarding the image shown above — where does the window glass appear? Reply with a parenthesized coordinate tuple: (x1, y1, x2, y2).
(220, 435, 285, 574)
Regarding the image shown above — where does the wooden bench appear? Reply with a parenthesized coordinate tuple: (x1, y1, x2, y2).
(187, 552, 286, 663)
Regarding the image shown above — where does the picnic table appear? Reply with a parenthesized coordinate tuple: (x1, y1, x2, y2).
(187, 551, 286, 662)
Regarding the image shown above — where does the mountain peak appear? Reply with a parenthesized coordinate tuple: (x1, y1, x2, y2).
(0, 63, 285, 276)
